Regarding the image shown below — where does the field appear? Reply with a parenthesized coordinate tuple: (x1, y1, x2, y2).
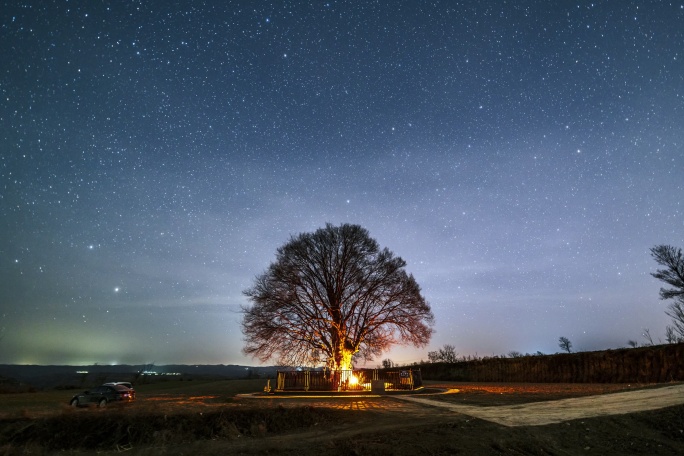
(1, 379, 684, 455)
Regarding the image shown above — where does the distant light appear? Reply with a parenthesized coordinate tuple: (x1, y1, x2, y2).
(114, 287, 120, 292)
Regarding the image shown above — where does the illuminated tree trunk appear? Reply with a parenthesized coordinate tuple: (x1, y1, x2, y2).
(334, 345, 354, 371)
(329, 330, 355, 371)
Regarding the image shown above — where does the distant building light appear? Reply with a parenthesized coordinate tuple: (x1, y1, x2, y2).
(141, 371, 182, 376)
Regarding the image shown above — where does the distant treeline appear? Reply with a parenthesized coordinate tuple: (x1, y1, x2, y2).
(420, 343, 684, 383)
(0, 364, 281, 390)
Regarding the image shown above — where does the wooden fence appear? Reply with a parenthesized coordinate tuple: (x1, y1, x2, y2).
(275, 368, 422, 391)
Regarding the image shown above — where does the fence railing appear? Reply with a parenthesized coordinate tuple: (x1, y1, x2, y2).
(275, 368, 422, 392)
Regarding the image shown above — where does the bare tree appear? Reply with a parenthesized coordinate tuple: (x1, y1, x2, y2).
(650, 245, 684, 341)
(665, 302, 684, 341)
(242, 223, 434, 370)
(381, 358, 394, 369)
(665, 325, 682, 344)
(427, 344, 458, 363)
(558, 336, 572, 353)
(642, 328, 655, 346)
(650, 245, 684, 300)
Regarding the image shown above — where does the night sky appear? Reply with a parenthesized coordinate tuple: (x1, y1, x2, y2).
(1, 1, 683, 367)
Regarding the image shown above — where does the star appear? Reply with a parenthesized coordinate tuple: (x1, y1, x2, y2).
(0, 0, 681, 366)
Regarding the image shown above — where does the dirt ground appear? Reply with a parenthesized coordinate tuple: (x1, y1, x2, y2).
(395, 382, 684, 426)
(3, 381, 684, 455)
(133, 381, 684, 455)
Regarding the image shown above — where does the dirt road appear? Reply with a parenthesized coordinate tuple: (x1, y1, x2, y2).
(393, 383, 684, 426)
(226, 383, 684, 455)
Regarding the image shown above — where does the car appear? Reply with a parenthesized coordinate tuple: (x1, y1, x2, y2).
(103, 381, 135, 398)
(103, 381, 133, 388)
(70, 384, 135, 407)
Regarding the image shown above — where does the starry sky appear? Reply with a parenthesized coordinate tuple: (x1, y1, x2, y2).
(1, 1, 683, 367)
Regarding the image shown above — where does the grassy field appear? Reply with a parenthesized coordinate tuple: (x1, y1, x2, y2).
(133, 378, 267, 396)
(0, 378, 267, 418)
(2, 379, 683, 455)
(1, 378, 352, 454)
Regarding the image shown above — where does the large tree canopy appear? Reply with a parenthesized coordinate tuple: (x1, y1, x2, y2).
(241, 223, 434, 370)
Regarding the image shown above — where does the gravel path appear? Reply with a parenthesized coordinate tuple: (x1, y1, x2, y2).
(393, 383, 684, 426)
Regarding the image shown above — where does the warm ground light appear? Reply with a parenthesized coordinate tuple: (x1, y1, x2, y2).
(1, 379, 683, 454)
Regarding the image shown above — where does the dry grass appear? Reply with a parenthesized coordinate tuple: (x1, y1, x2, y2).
(422, 381, 651, 406)
(0, 404, 344, 453)
(3, 378, 681, 455)
(0, 379, 350, 454)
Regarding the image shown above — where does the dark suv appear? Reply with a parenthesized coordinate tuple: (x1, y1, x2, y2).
(70, 384, 135, 407)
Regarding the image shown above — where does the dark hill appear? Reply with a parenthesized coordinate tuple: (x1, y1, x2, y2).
(0, 364, 280, 390)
